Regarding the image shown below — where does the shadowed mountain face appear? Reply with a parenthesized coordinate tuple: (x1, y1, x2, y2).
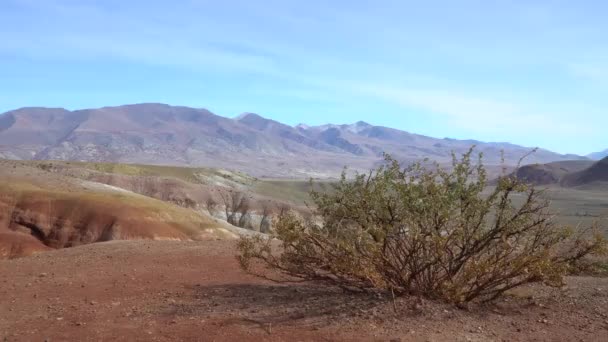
(561, 157, 608, 187)
(509, 158, 608, 189)
(0, 104, 588, 177)
(513, 160, 596, 185)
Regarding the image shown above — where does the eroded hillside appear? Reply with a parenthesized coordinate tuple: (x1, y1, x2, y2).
(0, 161, 247, 259)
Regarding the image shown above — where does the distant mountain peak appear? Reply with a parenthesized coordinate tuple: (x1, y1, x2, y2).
(310, 121, 372, 133)
(235, 112, 263, 121)
(295, 123, 310, 130)
(354, 120, 371, 127)
(234, 112, 286, 131)
(345, 121, 372, 133)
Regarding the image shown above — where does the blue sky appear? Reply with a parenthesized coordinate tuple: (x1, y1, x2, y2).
(1, 0, 607, 155)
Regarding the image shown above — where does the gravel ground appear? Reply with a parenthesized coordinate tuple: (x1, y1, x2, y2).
(1, 240, 607, 341)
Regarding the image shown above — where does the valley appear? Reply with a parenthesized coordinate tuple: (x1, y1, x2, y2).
(2, 155, 608, 260)
(1, 107, 607, 342)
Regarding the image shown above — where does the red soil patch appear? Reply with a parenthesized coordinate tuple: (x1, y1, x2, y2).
(0, 240, 606, 341)
(3, 195, 191, 248)
(0, 230, 51, 259)
(0, 179, 231, 259)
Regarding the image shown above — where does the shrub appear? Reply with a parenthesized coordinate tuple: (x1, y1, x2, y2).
(237, 150, 607, 304)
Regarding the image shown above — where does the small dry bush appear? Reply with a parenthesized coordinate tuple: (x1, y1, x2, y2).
(237, 150, 607, 304)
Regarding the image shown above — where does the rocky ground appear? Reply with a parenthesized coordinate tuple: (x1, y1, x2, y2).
(1, 240, 607, 341)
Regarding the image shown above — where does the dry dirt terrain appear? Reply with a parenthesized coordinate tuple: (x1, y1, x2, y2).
(1, 240, 607, 342)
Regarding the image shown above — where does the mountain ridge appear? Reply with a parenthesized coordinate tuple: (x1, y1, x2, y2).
(0, 103, 589, 177)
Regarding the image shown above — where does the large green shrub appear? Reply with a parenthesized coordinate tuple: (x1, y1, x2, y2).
(237, 150, 606, 304)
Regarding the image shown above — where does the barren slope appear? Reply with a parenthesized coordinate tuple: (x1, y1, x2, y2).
(513, 160, 596, 185)
(562, 157, 608, 188)
(0, 161, 237, 259)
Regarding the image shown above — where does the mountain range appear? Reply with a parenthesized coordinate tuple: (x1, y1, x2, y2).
(0, 103, 595, 177)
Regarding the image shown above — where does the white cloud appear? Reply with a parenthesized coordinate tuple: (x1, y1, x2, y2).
(346, 83, 596, 138)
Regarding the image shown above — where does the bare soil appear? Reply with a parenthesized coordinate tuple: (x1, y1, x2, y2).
(1, 240, 607, 341)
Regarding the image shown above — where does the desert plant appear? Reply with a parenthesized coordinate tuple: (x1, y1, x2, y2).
(276, 202, 291, 218)
(237, 149, 607, 304)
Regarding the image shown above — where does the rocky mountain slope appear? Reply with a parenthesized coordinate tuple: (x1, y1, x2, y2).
(0, 103, 587, 177)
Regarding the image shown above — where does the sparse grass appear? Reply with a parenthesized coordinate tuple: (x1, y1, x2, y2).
(71, 161, 219, 183)
(71, 161, 256, 188)
(252, 178, 337, 205)
(541, 186, 608, 235)
(252, 179, 314, 204)
(6, 159, 251, 185)
(480, 185, 608, 235)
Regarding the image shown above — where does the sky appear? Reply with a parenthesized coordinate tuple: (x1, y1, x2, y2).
(1, 0, 607, 155)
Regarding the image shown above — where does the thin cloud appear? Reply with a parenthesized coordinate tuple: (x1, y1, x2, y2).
(348, 83, 595, 137)
(1, 0, 607, 154)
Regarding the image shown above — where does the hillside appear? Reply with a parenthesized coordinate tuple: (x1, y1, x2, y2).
(0, 160, 241, 259)
(513, 160, 596, 185)
(511, 157, 608, 189)
(0, 104, 587, 177)
(0, 157, 320, 259)
(562, 157, 608, 188)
